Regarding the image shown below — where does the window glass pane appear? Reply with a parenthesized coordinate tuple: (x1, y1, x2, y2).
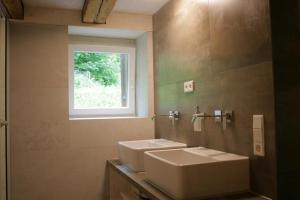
(73, 51, 128, 109)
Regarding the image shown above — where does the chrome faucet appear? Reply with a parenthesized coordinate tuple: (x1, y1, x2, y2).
(169, 111, 180, 124)
(214, 110, 233, 130)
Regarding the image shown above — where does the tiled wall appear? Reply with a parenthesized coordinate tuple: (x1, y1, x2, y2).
(270, 1, 300, 199)
(9, 23, 154, 200)
(153, 0, 277, 198)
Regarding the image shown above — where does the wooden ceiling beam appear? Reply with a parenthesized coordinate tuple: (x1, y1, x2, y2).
(82, 0, 103, 23)
(0, 0, 23, 19)
(95, 0, 117, 24)
(82, 0, 117, 24)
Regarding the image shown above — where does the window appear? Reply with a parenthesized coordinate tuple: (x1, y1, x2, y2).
(69, 44, 136, 117)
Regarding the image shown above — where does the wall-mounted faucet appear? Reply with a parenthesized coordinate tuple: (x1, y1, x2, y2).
(169, 111, 180, 125)
(214, 110, 233, 130)
(192, 109, 233, 130)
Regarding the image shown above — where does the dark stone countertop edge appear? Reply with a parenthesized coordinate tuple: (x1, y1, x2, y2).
(107, 160, 271, 200)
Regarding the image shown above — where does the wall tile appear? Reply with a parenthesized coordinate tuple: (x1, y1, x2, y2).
(209, 0, 272, 73)
(9, 23, 155, 200)
(154, 0, 276, 198)
(10, 24, 68, 89)
(154, 0, 211, 86)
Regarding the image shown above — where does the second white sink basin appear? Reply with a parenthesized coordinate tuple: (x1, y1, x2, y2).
(144, 147, 250, 199)
(118, 139, 186, 172)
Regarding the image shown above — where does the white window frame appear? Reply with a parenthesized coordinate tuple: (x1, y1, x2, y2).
(69, 44, 136, 117)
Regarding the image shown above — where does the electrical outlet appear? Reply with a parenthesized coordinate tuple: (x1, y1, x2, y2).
(184, 80, 194, 93)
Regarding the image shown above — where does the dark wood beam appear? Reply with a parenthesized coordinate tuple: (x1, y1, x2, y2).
(0, 0, 23, 19)
(82, 0, 116, 24)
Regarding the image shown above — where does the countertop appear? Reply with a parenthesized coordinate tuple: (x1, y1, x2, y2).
(107, 160, 270, 200)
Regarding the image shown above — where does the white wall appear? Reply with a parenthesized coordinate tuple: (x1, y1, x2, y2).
(9, 12, 154, 200)
(136, 32, 154, 117)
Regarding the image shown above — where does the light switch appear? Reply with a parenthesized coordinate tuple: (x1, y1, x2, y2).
(184, 80, 194, 93)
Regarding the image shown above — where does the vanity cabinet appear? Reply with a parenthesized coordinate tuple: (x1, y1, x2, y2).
(107, 160, 268, 200)
(108, 160, 153, 200)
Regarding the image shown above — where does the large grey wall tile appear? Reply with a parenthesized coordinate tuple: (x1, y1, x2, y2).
(154, 0, 276, 198)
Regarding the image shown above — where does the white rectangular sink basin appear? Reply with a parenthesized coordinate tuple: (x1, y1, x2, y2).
(118, 139, 186, 172)
(144, 147, 249, 199)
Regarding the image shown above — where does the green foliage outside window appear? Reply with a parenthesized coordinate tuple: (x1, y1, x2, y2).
(73, 51, 123, 108)
(74, 52, 121, 86)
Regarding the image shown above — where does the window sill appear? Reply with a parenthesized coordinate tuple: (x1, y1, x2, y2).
(69, 116, 152, 121)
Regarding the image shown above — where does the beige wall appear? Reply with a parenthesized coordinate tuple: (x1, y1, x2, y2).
(9, 22, 154, 200)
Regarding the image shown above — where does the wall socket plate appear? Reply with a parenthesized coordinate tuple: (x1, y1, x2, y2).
(184, 80, 194, 93)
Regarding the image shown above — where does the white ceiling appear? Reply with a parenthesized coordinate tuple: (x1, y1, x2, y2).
(22, 0, 169, 15)
(114, 0, 169, 15)
(68, 26, 144, 39)
(22, 0, 84, 10)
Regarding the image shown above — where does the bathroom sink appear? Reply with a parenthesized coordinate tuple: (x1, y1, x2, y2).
(144, 147, 249, 199)
(118, 139, 186, 172)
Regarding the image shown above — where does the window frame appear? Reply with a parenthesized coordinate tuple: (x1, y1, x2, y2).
(68, 44, 136, 117)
